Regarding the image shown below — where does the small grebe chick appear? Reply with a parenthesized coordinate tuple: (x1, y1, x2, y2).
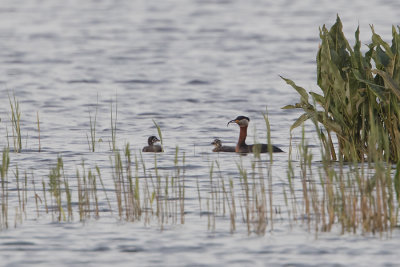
(142, 136, 163, 152)
(227, 116, 283, 153)
(211, 138, 236, 152)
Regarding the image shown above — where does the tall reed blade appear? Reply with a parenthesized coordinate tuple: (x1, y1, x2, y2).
(87, 95, 98, 152)
(8, 92, 22, 153)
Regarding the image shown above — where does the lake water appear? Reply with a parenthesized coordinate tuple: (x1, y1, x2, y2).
(0, 0, 399, 266)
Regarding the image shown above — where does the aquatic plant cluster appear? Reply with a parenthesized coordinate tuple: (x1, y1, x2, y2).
(283, 16, 400, 163)
(1, 17, 400, 236)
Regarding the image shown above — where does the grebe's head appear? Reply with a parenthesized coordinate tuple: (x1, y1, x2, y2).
(227, 116, 250, 127)
(148, 135, 160, 145)
(211, 138, 222, 148)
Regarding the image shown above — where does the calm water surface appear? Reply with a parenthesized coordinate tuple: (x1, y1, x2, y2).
(0, 0, 399, 266)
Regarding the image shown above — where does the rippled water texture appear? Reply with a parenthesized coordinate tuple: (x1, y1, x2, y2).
(1, 0, 400, 266)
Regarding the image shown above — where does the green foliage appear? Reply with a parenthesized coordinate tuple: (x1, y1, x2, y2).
(283, 15, 400, 162)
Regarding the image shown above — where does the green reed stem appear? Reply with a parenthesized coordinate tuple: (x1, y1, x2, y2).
(87, 96, 98, 152)
(8, 92, 22, 153)
(0, 149, 10, 229)
(110, 97, 118, 152)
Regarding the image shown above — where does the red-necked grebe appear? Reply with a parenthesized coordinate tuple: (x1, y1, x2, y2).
(227, 116, 283, 153)
(142, 136, 163, 152)
(211, 138, 236, 152)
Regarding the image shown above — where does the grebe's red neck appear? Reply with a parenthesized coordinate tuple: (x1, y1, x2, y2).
(236, 125, 248, 152)
(227, 115, 250, 153)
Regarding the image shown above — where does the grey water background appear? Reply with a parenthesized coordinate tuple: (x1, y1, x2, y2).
(0, 0, 400, 266)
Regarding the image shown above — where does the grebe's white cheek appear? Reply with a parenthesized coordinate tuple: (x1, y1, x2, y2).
(240, 119, 249, 127)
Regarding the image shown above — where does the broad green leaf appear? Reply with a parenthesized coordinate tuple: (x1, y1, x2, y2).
(372, 69, 400, 100)
(281, 104, 298, 109)
(353, 70, 387, 100)
(391, 26, 400, 83)
(353, 26, 363, 69)
(290, 113, 311, 131)
(323, 116, 342, 135)
(280, 76, 309, 103)
(371, 26, 394, 59)
(374, 46, 391, 69)
(310, 92, 325, 106)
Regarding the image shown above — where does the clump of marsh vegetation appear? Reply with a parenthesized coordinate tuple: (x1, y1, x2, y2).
(282, 15, 400, 163)
(284, 125, 399, 236)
